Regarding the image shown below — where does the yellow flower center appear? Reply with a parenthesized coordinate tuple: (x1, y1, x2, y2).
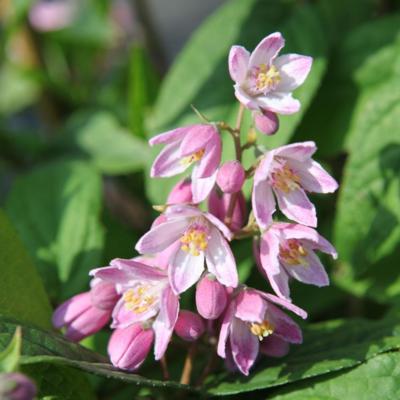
(279, 239, 308, 266)
(271, 163, 301, 193)
(250, 320, 275, 341)
(181, 149, 205, 166)
(256, 64, 281, 92)
(180, 227, 208, 257)
(123, 286, 156, 314)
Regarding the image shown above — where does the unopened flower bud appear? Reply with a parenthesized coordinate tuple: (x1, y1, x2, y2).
(208, 189, 247, 232)
(196, 275, 228, 320)
(108, 324, 154, 371)
(216, 161, 245, 193)
(174, 310, 205, 342)
(167, 179, 193, 204)
(0, 373, 36, 400)
(253, 110, 279, 135)
(90, 281, 119, 310)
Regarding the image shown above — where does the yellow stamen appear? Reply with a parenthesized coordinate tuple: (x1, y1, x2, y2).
(250, 320, 275, 341)
(256, 64, 281, 91)
(271, 163, 301, 193)
(280, 239, 309, 267)
(180, 149, 205, 166)
(180, 228, 208, 256)
(123, 286, 156, 314)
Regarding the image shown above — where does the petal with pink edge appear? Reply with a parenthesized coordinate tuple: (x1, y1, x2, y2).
(169, 249, 205, 294)
(230, 317, 259, 376)
(203, 211, 233, 241)
(191, 171, 217, 204)
(150, 141, 188, 178)
(229, 45, 250, 84)
(153, 286, 179, 360)
(179, 125, 218, 158)
(256, 289, 308, 319)
(249, 32, 285, 68)
(275, 187, 317, 227)
(135, 218, 188, 254)
(217, 301, 235, 358)
(234, 290, 266, 323)
(252, 178, 275, 230)
(285, 249, 329, 287)
(275, 54, 313, 92)
(206, 228, 238, 288)
(267, 303, 303, 344)
(193, 133, 222, 178)
(256, 92, 300, 115)
(291, 159, 338, 193)
(149, 125, 192, 146)
(273, 141, 317, 161)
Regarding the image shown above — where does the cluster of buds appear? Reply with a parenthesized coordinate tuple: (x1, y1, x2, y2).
(53, 32, 338, 377)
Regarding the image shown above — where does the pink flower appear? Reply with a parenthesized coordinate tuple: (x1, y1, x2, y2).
(229, 32, 312, 114)
(108, 324, 154, 371)
(196, 274, 228, 320)
(216, 161, 245, 193)
(259, 223, 337, 300)
(252, 141, 338, 228)
(174, 310, 205, 342)
(149, 124, 221, 203)
(52, 279, 119, 342)
(91, 258, 179, 361)
(136, 205, 238, 294)
(218, 287, 306, 375)
(208, 189, 247, 232)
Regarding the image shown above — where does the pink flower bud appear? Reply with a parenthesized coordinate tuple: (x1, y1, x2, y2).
(253, 110, 279, 135)
(216, 161, 245, 193)
(108, 324, 154, 371)
(0, 373, 36, 400)
(196, 275, 228, 320)
(52, 291, 113, 342)
(167, 179, 193, 204)
(174, 310, 205, 342)
(208, 189, 247, 232)
(90, 281, 119, 310)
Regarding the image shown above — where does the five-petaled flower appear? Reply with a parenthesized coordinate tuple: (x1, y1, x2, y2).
(149, 124, 221, 203)
(218, 287, 306, 375)
(136, 204, 238, 294)
(252, 141, 338, 229)
(91, 258, 179, 361)
(258, 223, 337, 300)
(229, 32, 312, 114)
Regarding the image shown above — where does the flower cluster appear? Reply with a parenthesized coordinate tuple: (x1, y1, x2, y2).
(53, 32, 338, 378)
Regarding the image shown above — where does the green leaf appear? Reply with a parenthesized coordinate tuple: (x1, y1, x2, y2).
(294, 14, 400, 157)
(0, 64, 40, 115)
(206, 310, 400, 395)
(272, 352, 400, 400)
(65, 112, 149, 175)
(0, 327, 21, 373)
(0, 316, 196, 394)
(333, 16, 400, 303)
(146, 0, 328, 203)
(6, 160, 104, 300)
(0, 209, 52, 329)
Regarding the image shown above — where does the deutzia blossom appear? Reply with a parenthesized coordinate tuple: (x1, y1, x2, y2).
(218, 287, 306, 375)
(252, 141, 338, 228)
(229, 32, 312, 114)
(91, 258, 179, 361)
(149, 124, 221, 203)
(259, 223, 337, 300)
(136, 205, 238, 294)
